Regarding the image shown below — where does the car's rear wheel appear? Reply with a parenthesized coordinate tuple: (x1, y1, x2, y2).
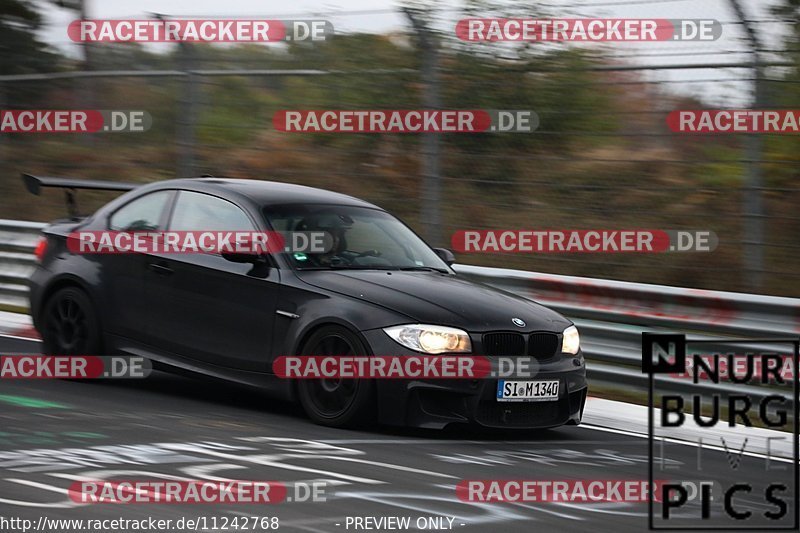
(297, 326, 375, 427)
(41, 286, 102, 355)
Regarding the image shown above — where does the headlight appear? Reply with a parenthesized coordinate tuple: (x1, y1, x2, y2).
(383, 324, 472, 354)
(561, 325, 580, 354)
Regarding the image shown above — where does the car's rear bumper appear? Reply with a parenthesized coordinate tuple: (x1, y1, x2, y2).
(362, 329, 588, 429)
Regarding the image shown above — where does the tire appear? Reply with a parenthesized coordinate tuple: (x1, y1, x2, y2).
(41, 286, 102, 356)
(296, 326, 376, 428)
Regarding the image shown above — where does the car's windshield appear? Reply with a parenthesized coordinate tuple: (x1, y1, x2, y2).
(263, 204, 450, 272)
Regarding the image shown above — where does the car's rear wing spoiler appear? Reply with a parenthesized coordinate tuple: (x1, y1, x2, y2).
(22, 173, 139, 218)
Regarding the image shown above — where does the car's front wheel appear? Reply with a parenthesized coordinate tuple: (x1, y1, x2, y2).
(296, 326, 375, 428)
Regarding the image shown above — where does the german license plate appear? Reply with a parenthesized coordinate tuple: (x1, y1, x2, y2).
(496, 380, 559, 402)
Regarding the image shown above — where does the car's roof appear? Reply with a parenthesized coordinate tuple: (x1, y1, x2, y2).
(150, 177, 380, 209)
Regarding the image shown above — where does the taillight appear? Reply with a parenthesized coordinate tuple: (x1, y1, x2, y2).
(34, 237, 48, 263)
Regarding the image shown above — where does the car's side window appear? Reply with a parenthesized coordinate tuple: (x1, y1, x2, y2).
(108, 190, 173, 231)
(169, 190, 254, 231)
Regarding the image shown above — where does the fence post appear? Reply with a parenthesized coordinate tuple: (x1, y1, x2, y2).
(403, 8, 442, 247)
(176, 41, 198, 178)
(78, 0, 95, 148)
(0, 83, 6, 215)
(729, 0, 765, 291)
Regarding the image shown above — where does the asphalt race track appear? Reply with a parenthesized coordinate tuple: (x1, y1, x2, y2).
(0, 336, 795, 532)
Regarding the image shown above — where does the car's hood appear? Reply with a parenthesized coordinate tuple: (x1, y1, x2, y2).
(295, 270, 571, 332)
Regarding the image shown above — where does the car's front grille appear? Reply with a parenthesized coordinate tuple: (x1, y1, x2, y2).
(482, 332, 525, 356)
(482, 331, 560, 360)
(528, 332, 560, 361)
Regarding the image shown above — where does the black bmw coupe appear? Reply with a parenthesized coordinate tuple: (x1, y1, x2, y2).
(25, 174, 587, 429)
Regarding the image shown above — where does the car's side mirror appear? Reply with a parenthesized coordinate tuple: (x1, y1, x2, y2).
(221, 251, 268, 265)
(432, 247, 455, 266)
(222, 251, 271, 278)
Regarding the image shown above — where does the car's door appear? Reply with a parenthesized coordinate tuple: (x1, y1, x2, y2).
(143, 190, 280, 371)
(101, 189, 175, 341)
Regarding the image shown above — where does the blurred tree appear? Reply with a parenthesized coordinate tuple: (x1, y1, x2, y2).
(764, 0, 800, 185)
(0, 0, 60, 75)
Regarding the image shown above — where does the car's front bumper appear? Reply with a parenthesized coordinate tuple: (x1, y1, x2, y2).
(362, 329, 588, 429)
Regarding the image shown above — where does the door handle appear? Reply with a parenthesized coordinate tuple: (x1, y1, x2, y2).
(148, 262, 174, 276)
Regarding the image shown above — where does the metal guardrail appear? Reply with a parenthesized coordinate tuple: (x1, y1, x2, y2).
(0, 220, 796, 402)
(455, 264, 798, 403)
(0, 219, 45, 313)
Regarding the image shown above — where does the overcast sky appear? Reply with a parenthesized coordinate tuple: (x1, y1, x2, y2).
(34, 0, 791, 106)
